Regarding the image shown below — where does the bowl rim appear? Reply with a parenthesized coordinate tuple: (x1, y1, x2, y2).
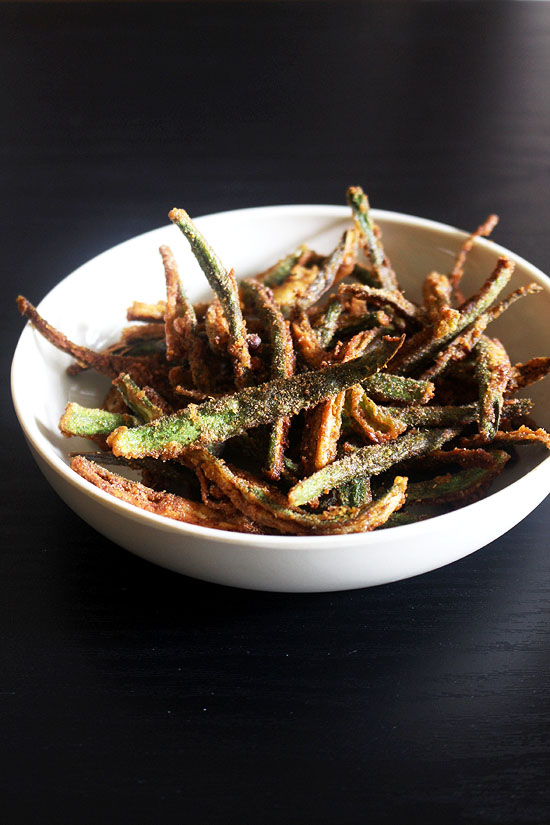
(11, 202, 550, 548)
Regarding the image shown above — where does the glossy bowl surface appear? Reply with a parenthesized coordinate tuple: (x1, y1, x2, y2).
(11, 205, 550, 591)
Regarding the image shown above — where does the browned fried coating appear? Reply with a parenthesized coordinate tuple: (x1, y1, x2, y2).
(450, 214, 499, 302)
(458, 426, 550, 450)
(71, 455, 260, 533)
(127, 301, 167, 322)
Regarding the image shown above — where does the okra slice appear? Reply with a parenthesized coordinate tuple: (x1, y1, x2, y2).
(450, 214, 499, 301)
(340, 283, 419, 321)
(314, 296, 343, 348)
(108, 336, 404, 460)
(347, 186, 399, 291)
(474, 336, 511, 440)
(391, 257, 514, 375)
(126, 300, 166, 322)
(380, 398, 532, 428)
(362, 373, 435, 404)
(71, 456, 257, 533)
(168, 208, 251, 386)
(406, 449, 509, 504)
(187, 448, 407, 534)
(506, 356, 550, 394)
(288, 426, 461, 507)
(59, 403, 138, 438)
(294, 230, 358, 312)
(337, 476, 372, 508)
(160, 244, 197, 362)
(459, 426, 550, 450)
(422, 272, 452, 321)
(346, 386, 407, 443)
(241, 279, 296, 480)
(258, 245, 309, 287)
(113, 373, 165, 423)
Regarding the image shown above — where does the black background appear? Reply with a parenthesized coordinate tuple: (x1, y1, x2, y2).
(3, 2, 550, 823)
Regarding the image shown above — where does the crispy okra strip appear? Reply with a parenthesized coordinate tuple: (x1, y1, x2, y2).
(187, 448, 407, 534)
(126, 300, 166, 322)
(241, 279, 296, 480)
(340, 283, 419, 321)
(71, 456, 258, 533)
(422, 272, 452, 321)
(362, 373, 435, 404)
(113, 373, 165, 423)
(391, 257, 514, 375)
(379, 398, 532, 428)
(459, 426, 550, 450)
(337, 476, 372, 508)
(160, 245, 197, 363)
(474, 336, 512, 440)
(17, 296, 167, 387)
(107, 336, 404, 460)
(258, 245, 309, 287)
(506, 356, 550, 394)
(406, 449, 509, 504)
(450, 214, 499, 301)
(288, 426, 461, 507)
(293, 230, 358, 312)
(347, 186, 399, 291)
(59, 403, 138, 438)
(346, 386, 407, 443)
(168, 208, 251, 386)
(300, 391, 346, 474)
(314, 296, 343, 348)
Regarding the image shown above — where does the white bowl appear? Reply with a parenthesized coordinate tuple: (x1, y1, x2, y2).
(11, 205, 550, 592)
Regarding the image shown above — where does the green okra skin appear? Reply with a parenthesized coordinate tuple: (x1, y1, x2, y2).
(346, 186, 399, 291)
(381, 398, 533, 428)
(294, 231, 355, 312)
(475, 336, 511, 440)
(168, 208, 251, 381)
(337, 476, 372, 508)
(406, 451, 509, 504)
(59, 403, 138, 438)
(108, 335, 404, 460)
(362, 372, 434, 404)
(114, 373, 164, 423)
(241, 278, 296, 479)
(189, 447, 406, 534)
(259, 246, 309, 287)
(314, 296, 343, 348)
(288, 426, 461, 507)
(392, 257, 514, 375)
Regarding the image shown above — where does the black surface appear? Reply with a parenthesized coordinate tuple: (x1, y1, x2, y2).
(3, 2, 550, 823)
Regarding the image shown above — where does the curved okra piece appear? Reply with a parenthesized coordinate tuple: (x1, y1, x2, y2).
(362, 372, 435, 404)
(450, 214, 499, 302)
(391, 257, 514, 375)
(406, 449, 510, 504)
(474, 336, 511, 440)
(107, 336, 404, 460)
(379, 398, 533, 429)
(313, 296, 343, 348)
(300, 391, 346, 474)
(241, 279, 296, 480)
(346, 186, 399, 291)
(168, 208, 251, 386)
(422, 272, 452, 321)
(346, 386, 408, 443)
(71, 456, 258, 533)
(159, 245, 197, 362)
(506, 356, 550, 394)
(340, 283, 420, 321)
(288, 426, 461, 507)
(256, 245, 310, 287)
(59, 403, 138, 438)
(293, 230, 358, 313)
(113, 373, 165, 423)
(459, 425, 550, 450)
(187, 447, 407, 535)
(17, 296, 165, 386)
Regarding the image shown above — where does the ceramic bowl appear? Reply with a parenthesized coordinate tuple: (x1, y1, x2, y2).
(11, 205, 550, 592)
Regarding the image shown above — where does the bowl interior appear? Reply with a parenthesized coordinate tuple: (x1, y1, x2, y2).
(12, 205, 550, 516)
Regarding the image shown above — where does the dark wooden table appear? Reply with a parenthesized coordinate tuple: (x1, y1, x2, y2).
(3, 2, 550, 823)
